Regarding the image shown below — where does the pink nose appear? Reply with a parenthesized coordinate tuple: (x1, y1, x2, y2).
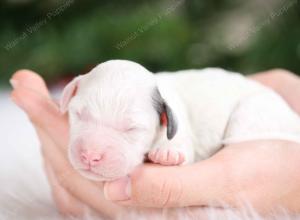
(80, 151, 103, 166)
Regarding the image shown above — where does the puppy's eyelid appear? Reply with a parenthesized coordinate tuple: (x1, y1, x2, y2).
(124, 124, 147, 132)
(125, 127, 138, 132)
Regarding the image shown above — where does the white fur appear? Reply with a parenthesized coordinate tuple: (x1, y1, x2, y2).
(64, 60, 300, 181)
(156, 68, 300, 159)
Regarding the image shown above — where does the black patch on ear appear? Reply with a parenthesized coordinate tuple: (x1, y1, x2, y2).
(164, 103, 177, 139)
(152, 87, 178, 140)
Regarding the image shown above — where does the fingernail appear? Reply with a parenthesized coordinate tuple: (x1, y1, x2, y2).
(104, 176, 131, 201)
(9, 79, 18, 89)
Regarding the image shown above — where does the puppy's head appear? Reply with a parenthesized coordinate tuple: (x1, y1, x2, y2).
(60, 60, 177, 181)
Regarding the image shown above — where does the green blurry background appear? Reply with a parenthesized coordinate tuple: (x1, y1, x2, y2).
(0, 0, 299, 86)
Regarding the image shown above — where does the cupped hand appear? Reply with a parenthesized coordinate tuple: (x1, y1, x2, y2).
(10, 69, 300, 217)
(104, 140, 300, 214)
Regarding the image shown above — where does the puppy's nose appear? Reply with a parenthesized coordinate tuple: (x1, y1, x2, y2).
(80, 151, 103, 166)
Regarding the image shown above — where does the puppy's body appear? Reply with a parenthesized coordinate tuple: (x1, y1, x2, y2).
(61, 60, 300, 181)
(155, 69, 300, 161)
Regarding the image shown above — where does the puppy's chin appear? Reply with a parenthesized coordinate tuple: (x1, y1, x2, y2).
(77, 169, 130, 182)
(78, 169, 127, 181)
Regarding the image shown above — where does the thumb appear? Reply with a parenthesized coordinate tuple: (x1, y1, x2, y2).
(103, 158, 228, 208)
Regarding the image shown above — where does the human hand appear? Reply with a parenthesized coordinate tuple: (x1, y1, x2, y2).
(102, 69, 300, 214)
(103, 140, 300, 214)
(10, 70, 123, 219)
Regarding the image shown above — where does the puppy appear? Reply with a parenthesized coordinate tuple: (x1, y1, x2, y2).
(60, 60, 300, 181)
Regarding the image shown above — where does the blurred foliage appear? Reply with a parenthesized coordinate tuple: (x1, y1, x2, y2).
(0, 0, 299, 86)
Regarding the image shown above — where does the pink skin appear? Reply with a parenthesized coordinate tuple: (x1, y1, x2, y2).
(148, 148, 185, 165)
(69, 126, 133, 181)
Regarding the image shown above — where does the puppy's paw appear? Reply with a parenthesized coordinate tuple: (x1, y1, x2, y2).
(148, 148, 185, 166)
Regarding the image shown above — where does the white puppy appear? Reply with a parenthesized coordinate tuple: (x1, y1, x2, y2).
(60, 60, 300, 181)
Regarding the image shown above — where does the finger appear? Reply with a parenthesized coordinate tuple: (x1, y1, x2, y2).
(250, 69, 296, 90)
(250, 69, 300, 114)
(10, 69, 50, 97)
(103, 155, 230, 208)
(44, 160, 85, 217)
(11, 86, 69, 151)
(37, 128, 123, 219)
(37, 125, 85, 217)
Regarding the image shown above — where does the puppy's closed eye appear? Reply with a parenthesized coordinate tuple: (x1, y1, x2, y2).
(123, 125, 147, 135)
(125, 127, 138, 132)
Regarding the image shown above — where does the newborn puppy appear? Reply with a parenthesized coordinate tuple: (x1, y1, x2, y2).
(61, 60, 300, 181)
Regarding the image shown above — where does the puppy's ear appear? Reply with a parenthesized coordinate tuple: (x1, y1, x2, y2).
(152, 87, 178, 140)
(60, 75, 82, 113)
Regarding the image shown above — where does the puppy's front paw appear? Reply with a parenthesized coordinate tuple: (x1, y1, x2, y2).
(148, 148, 185, 165)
